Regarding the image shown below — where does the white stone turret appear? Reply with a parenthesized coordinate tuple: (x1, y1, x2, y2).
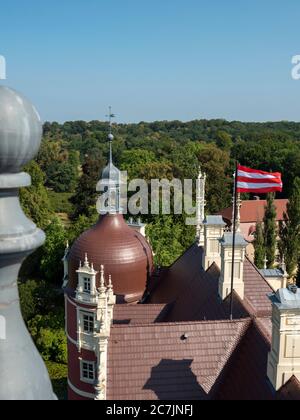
(202, 216, 226, 270)
(218, 232, 247, 300)
(94, 267, 116, 401)
(196, 167, 207, 247)
(74, 259, 115, 400)
(75, 254, 99, 304)
(267, 286, 300, 391)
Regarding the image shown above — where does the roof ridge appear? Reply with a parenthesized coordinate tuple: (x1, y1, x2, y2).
(245, 256, 275, 292)
(111, 318, 252, 330)
(168, 242, 200, 269)
(201, 318, 251, 392)
(253, 317, 272, 345)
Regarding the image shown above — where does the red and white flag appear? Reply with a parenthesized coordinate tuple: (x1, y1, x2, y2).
(237, 164, 283, 194)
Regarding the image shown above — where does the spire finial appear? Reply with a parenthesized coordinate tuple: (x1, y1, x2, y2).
(99, 265, 106, 293)
(108, 274, 113, 289)
(106, 107, 116, 164)
(84, 253, 89, 268)
(232, 190, 242, 233)
(196, 165, 206, 245)
(264, 255, 268, 270)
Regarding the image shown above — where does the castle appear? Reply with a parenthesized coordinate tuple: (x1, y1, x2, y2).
(64, 131, 300, 401)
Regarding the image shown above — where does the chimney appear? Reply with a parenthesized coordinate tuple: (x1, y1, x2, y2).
(267, 286, 300, 391)
(202, 216, 226, 270)
(219, 232, 247, 300)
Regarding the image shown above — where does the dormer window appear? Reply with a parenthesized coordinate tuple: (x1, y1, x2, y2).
(83, 277, 91, 293)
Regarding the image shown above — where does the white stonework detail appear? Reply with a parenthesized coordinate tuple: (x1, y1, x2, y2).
(128, 217, 146, 237)
(74, 261, 116, 400)
(218, 233, 247, 300)
(75, 254, 99, 304)
(202, 217, 226, 270)
(232, 193, 242, 234)
(267, 287, 300, 391)
(196, 167, 207, 247)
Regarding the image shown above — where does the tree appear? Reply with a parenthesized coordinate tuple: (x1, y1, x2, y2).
(20, 161, 53, 229)
(120, 149, 157, 179)
(194, 143, 232, 214)
(46, 155, 79, 193)
(19, 279, 63, 322)
(28, 313, 67, 364)
(215, 131, 233, 151)
(146, 215, 194, 267)
(279, 178, 300, 276)
(39, 218, 67, 284)
(254, 222, 265, 269)
(70, 152, 105, 219)
(263, 193, 277, 268)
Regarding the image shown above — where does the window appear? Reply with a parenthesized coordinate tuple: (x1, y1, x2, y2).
(81, 361, 96, 383)
(83, 277, 91, 293)
(83, 314, 94, 333)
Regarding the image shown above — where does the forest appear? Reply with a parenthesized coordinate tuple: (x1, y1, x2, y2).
(18, 118, 300, 399)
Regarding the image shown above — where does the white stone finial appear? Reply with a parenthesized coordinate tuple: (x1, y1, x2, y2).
(99, 265, 106, 294)
(108, 275, 113, 289)
(84, 253, 89, 268)
(232, 192, 242, 233)
(264, 255, 268, 270)
(196, 166, 206, 246)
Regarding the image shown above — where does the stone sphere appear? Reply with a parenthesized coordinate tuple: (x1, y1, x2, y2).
(0, 86, 42, 173)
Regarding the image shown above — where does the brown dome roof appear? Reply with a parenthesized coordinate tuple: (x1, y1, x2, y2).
(68, 214, 153, 303)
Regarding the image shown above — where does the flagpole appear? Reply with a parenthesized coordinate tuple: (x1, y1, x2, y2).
(230, 161, 238, 321)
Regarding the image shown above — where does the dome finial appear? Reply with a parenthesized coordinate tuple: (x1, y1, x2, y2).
(106, 106, 116, 164)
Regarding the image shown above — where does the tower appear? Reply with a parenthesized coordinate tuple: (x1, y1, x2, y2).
(202, 216, 226, 270)
(65, 108, 153, 400)
(267, 286, 300, 391)
(97, 107, 122, 215)
(196, 167, 206, 247)
(218, 232, 247, 300)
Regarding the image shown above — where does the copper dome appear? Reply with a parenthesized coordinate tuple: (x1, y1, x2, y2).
(68, 214, 153, 303)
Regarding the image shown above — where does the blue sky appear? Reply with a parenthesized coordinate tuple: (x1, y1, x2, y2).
(1, 0, 300, 122)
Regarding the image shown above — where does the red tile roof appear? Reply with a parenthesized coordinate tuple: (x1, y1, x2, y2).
(107, 319, 250, 400)
(243, 258, 273, 317)
(277, 376, 300, 400)
(216, 321, 274, 400)
(113, 304, 168, 325)
(148, 244, 272, 321)
(219, 199, 288, 224)
(147, 244, 204, 304)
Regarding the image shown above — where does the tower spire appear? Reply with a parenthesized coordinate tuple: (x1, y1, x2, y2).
(196, 166, 206, 247)
(106, 106, 116, 165)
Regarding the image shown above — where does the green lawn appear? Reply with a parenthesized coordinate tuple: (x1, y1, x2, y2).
(46, 361, 68, 400)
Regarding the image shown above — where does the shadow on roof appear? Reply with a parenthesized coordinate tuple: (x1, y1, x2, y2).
(143, 359, 209, 400)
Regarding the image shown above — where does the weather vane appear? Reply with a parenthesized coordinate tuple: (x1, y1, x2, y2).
(106, 106, 116, 136)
